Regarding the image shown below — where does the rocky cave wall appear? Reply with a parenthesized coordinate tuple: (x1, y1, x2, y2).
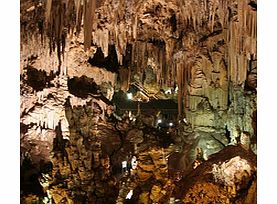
(20, 0, 257, 203)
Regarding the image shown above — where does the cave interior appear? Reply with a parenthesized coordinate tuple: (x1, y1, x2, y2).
(20, 0, 257, 203)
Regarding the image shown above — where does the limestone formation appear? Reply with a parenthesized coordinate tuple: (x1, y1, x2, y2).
(20, 0, 257, 203)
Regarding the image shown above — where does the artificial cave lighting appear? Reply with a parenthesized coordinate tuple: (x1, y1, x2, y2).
(20, 0, 257, 203)
(182, 118, 187, 124)
(126, 92, 133, 100)
(126, 190, 133, 200)
(165, 89, 172, 95)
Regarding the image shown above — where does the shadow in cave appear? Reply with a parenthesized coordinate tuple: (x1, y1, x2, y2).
(20, 157, 44, 197)
(67, 75, 113, 105)
(88, 44, 133, 73)
(88, 45, 119, 72)
(23, 66, 56, 91)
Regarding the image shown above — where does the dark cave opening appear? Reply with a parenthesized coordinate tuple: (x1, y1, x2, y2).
(251, 110, 257, 144)
(225, 125, 231, 143)
(20, 157, 45, 197)
(88, 44, 133, 73)
(147, 38, 165, 48)
(23, 66, 55, 91)
(67, 75, 100, 98)
(88, 45, 119, 72)
(245, 56, 257, 92)
(248, 1, 257, 10)
(170, 14, 177, 33)
(68, 75, 113, 106)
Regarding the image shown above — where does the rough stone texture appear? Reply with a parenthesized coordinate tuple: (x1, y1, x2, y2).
(174, 145, 257, 204)
(42, 81, 127, 203)
(183, 27, 257, 158)
(20, 73, 70, 165)
(20, 0, 257, 203)
(48, 107, 120, 203)
(116, 146, 176, 204)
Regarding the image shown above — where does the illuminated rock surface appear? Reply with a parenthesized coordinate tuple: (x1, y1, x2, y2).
(20, 0, 257, 203)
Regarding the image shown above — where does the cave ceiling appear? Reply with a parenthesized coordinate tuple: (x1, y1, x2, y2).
(20, 0, 257, 95)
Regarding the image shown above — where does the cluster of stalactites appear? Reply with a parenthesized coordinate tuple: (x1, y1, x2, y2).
(43, 0, 139, 65)
(173, 52, 193, 118)
(25, 0, 256, 91)
(176, 0, 226, 33)
(225, 0, 257, 85)
(87, 0, 256, 116)
(172, 0, 256, 117)
(178, 0, 256, 85)
(131, 41, 166, 84)
(90, 0, 139, 65)
(44, 0, 76, 67)
(117, 40, 168, 93)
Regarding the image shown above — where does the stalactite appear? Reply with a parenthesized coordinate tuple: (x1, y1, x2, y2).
(165, 39, 174, 72)
(217, 0, 224, 28)
(131, 42, 136, 70)
(139, 42, 146, 73)
(174, 0, 255, 86)
(134, 41, 140, 73)
(103, 29, 109, 58)
(177, 62, 183, 118)
(84, 0, 96, 50)
(186, 62, 191, 110)
(45, 0, 53, 28)
(169, 60, 172, 87)
(119, 67, 130, 92)
(92, 29, 109, 58)
(24, 0, 256, 93)
(236, 57, 241, 86)
(120, 22, 127, 57)
(242, 55, 247, 84)
(156, 45, 162, 84)
(118, 0, 124, 20)
(210, 0, 216, 32)
(133, 14, 138, 40)
(75, 0, 83, 35)
(189, 4, 196, 31)
(183, 62, 187, 110)
(222, 0, 257, 85)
